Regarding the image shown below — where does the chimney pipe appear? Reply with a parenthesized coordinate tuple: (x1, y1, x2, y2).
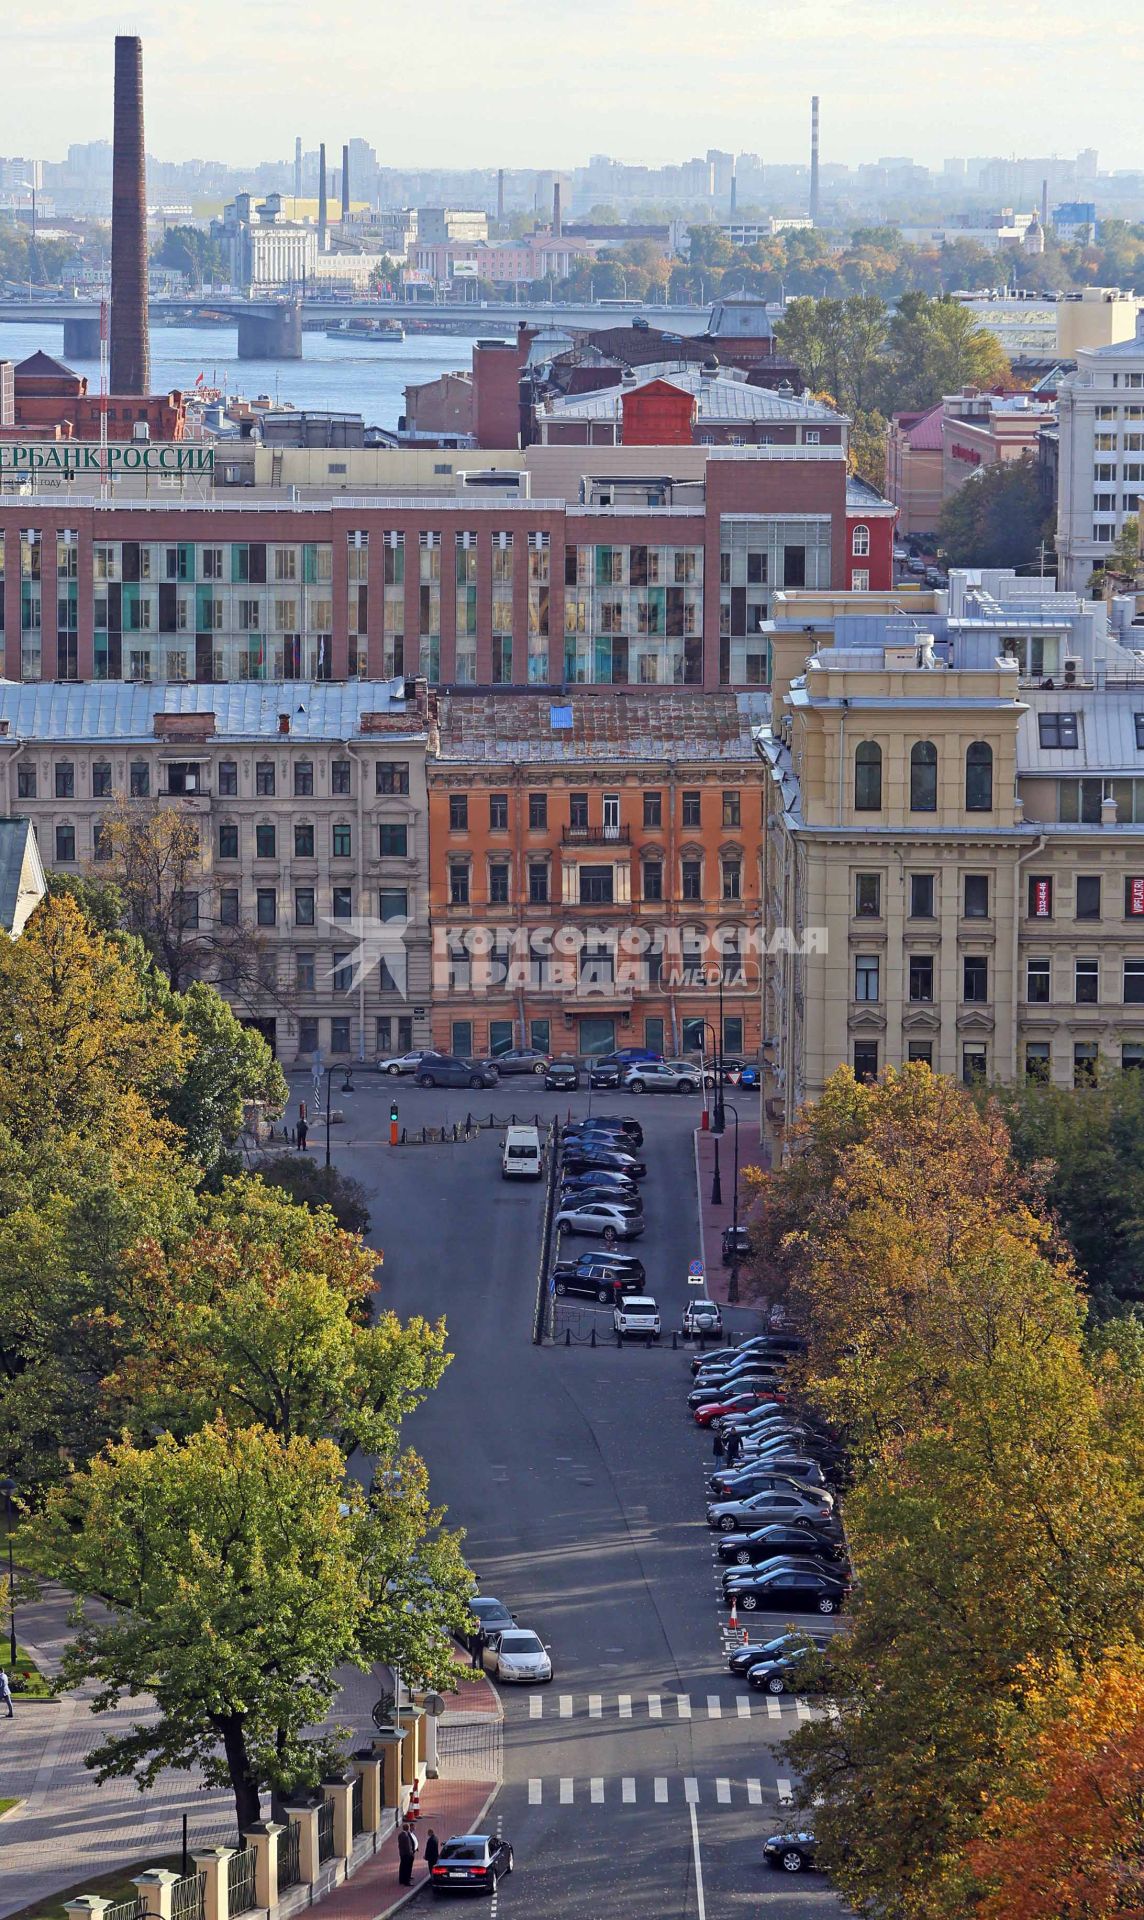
(497, 168, 505, 224)
(341, 143, 350, 220)
(729, 164, 737, 217)
(553, 180, 562, 238)
(110, 34, 150, 396)
(809, 95, 820, 224)
(294, 136, 302, 204)
(318, 142, 327, 251)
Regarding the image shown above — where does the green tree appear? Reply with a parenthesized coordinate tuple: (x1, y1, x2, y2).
(152, 979, 286, 1167)
(45, 870, 124, 935)
(849, 408, 889, 490)
(150, 225, 227, 287)
(937, 454, 1052, 571)
(887, 292, 1011, 410)
(254, 1154, 371, 1234)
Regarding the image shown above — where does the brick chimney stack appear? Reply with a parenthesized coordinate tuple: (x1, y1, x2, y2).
(110, 35, 150, 395)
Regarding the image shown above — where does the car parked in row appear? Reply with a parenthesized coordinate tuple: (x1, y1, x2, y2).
(682, 1297, 723, 1340)
(544, 1057, 581, 1090)
(554, 1200, 644, 1243)
(415, 1053, 500, 1090)
(562, 1115, 644, 1149)
(484, 1627, 553, 1684)
(727, 1630, 829, 1676)
(622, 1060, 700, 1094)
(762, 1831, 818, 1875)
(485, 1046, 551, 1076)
(723, 1561, 849, 1615)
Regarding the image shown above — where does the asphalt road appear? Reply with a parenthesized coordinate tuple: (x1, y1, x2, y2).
(310, 1072, 848, 1918)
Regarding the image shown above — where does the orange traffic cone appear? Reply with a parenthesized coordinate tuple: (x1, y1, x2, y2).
(407, 1781, 421, 1822)
(729, 1597, 739, 1631)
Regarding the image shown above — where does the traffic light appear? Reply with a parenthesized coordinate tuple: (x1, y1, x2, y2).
(390, 1099, 399, 1126)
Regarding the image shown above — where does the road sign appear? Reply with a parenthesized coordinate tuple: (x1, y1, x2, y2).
(688, 1259, 706, 1289)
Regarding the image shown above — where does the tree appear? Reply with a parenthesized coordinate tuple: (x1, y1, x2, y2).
(254, 1154, 371, 1234)
(45, 870, 124, 935)
(849, 408, 889, 490)
(25, 1420, 472, 1830)
(150, 225, 227, 287)
(886, 293, 1011, 411)
(937, 454, 1052, 571)
(151, 979, 286, 1168)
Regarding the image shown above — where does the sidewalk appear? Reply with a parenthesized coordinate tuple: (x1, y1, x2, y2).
(693, 1109, 767, 1309)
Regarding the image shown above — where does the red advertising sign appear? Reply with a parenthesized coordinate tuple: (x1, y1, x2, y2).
(1031, 878, 1052, 918)
(1128, 877, 1144, 917)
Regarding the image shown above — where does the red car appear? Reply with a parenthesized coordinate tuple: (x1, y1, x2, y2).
(693, 1391, 779, 1428)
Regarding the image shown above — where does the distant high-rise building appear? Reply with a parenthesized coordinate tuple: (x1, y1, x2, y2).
(809, 96, 820, 223)
(341, 143, 350, 220)
(318, 142, 327, 250)
(294, 136, 302, 202)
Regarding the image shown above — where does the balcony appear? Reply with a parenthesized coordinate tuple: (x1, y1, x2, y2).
(561, 824, 631, 846)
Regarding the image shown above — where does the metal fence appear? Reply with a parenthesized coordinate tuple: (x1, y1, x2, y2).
(351, 1774, 364, 1838)
(227, 1846, 257, 1915)
(277, 1822, 302, 1891)
(105, 1900, 141, 1920)
(170, 1874, 204, 1920)
(317, 1798, 336, 1864)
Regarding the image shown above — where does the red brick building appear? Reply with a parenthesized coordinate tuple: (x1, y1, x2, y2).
(3, 352, 187, 444)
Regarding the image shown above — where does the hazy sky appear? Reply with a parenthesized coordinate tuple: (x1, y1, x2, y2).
(6, 0, 1141, 172)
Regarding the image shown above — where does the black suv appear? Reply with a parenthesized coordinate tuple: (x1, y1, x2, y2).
(415, 1053, 499, 1089)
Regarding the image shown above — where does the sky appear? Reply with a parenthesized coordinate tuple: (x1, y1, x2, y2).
(5, 0, 1141, 173)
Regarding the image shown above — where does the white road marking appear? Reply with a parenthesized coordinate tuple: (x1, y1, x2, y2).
(588, 1694, 602, 1718)
(591, 1777, 604, 1804)
(528, 1779, 541, 1805)
(559, 1694, 573, 1718)
(648, 1693, 662, 1719)
(559, 1777, 574, 1804)
(706, 1694, 721, 1718)
(618, 1693, 632, 1718)
(684, 1776, 700, 1804)
(622, 1777, 636, 1804)
(529, 1695, 542, 1719)
(654, 1777, 668, 1803)
(677, 1694, 692, 1719)
(796, 1698, 814, 1721)
(689, 1802, 707, 1920)
(766, 1694, 782, 1720)
(736, 1695, 751, 1718)
(716, 1777, 731, 1804)
(777, 1777, 793, 1804)
(747, 1778, 763, 1805)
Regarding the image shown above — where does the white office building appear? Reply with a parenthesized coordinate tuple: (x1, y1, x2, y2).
(1057, 318, 1144, 591)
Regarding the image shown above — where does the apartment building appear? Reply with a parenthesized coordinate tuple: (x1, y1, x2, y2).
(757, 574, 1144, 1151)
(426, 691, 765, 1061)
(1057, 317, 1144, 590)
(0, 681, 433, 1066)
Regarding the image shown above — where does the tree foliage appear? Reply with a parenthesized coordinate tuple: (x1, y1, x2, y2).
(254, 1153, 371, 1234)
(937, 453, 1052, 572)
(774, 291, 1011, 418)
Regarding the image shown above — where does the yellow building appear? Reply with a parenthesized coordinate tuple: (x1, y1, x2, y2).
(1056, 287, 1144, 357)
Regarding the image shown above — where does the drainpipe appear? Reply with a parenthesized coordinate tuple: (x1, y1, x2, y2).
(345, 739, 368, 1061)
(666, 759, 679, 1052)
(837, 698, 848, 825)
(0, 739, 23, 816)
(1012, 831, 1046, 1083)
(513, 770, 527, 1046)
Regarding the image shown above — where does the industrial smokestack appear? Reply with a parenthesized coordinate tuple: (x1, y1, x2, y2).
(294, 136, 302, 204)
(318, 141, 327, 251)
(110, 34, 150, 396)
(497, 169, 505, 224)
(341, 143, 350, 221)
(809, 95, 820, 224)
(553, 181, 562, 238)
(730, 164, 737, 217)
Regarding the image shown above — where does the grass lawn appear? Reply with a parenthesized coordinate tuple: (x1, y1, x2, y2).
(0, 1796, 20, 1816)
(8, 1644, 54, 1701)
(1, 1855, 184, 1920)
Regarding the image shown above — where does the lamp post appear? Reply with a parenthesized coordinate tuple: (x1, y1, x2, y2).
(724, 1102, 741, 1303)
(2, 1478, 16, 1668)
(324, 1063, 355, 1169)
(713, 970, 726, 1137)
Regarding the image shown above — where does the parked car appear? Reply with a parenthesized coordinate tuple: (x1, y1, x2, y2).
(563, 1115, 644, 1149)
(377, 1049, 429, 1076)
(561, 1168, 640, 1195)
(586, 1061, 621, 1089)
(597, 1047, 663, 1068)
(544, 1058, 581, 1091)
(552, 1269, 639, 1304)
(552, 1251, 646, 1288)
(467, 1596, 516, 1636)
(486, 1628, 552, 1684)
(562, 1147, 647, 1179)
(554, 1201, 644, 1243)
(728, 1631, 829, 1676)
(718, 1522, 846, 1566)
(721, 1224, 751, 1265)
(416, 1053, 499, 1090)
(613, 1295, 661, 1340)
(747, 1646, 834, 1694)
(623, 1061, 700, 1095)
(722, 1563, 849, 1614)
(707, 1485, 834, 1531)
(690, 1336, 799, 1376)
(485, 1046, 551, 1076)
(559, 1188, 643, 1219)
(762, 1831, 818, 1875)
(431, 1833, 515, 1895)
(692, 1393, 777, 1427)
(682, 1297, 723, 1340)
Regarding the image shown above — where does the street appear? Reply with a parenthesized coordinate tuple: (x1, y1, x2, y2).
(320, 1073, 848, 1918)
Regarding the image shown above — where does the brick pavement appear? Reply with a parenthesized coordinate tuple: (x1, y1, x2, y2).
(693, 1112, 768, 1308)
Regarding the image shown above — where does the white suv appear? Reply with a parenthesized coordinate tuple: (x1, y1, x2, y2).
(622, 1061, 699, 1094)
(613, 1295, 662, 1340)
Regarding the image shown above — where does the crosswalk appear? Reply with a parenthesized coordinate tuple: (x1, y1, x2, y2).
(523, 1774, 795, 1808)
(522, 1690, 816, 1722)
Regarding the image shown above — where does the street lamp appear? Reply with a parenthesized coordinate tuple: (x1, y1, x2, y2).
(2, 1478, 16, 1668)
(724, 1102, 741, 1303)
(324, 1063, 354, 1169)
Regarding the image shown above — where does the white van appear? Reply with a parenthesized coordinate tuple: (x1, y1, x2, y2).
(502, 1125, 543, 1179)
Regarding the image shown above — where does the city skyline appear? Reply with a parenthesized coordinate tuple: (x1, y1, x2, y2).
(6, 0, 1143, 174)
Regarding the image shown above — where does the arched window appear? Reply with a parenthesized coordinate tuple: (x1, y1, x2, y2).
(910, 739, 938, 812)
(965, 740, 994, 812)
(855, 740, 883, 811)
(852, 523, 870, 557)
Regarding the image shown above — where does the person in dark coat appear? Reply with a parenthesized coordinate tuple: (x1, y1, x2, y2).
(296, 1118, 308, 1152)
(424, 1830, 440, 1872)
(712, 1425, 724, 1458)
(397, 1821, 418, 1885)
(725, 1429, 743, 1465)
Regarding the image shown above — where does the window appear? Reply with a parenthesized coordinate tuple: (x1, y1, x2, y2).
(291, 822, 313, 859)
(528, 862, 549, 905)
(907, 1041, 933, 1066)
(910, 740, 938, 812)
(569, 792, 589, 829)
(1029, 876, 1053, 919)
(1021, 954, 1051, 1007)
(853, 1041, 878, 1082)
(852, 523, 870, 557)
(331, 759, 351, 796)
(1076, 875, 1102, 920)
(55, 824, 75, 863)
(963, 955, 989, 1003)
(1125, 960, 1144, 1005)
(218, 760, 238, 796)
(721, 859, 742, 901)
(451, 1019, 474, 1057)
(377, 888, 407, 924)
(16, 764, 36, 799)
(254, 761, 275, 798)
(377, 762, 410, 795)
(449, 793, 469, 831)
(295, 951, 315, 992)
(965, 741, 993, 811)
(528, 792, 547, 831)
(54, 761, 75, 800)
(333, 823, 352, 858)
(219, 889, 239, 927)
(1038, 711, 1079, 749)
(643, 791, 662, 828)
(855, 873, 881, 917)
(295, 887, 315, 926)
(449, 863, 470, 906)
(332, 886, 353, 919)
(379, 824, 407, 857)
(255, 824, 276, 859)
(218, 822, 239, 860)
(682, 790, 702, 827)
(579, 865, 614, 905)
(129, 761, 149, 799)
(682, 858, 702, 900)
(1075, 958, 1099, 1004)
(851, 569, 870, 592)
(1135, 713, 1144, 751)
(529, 1018, 551, 1055)
(485, 861, 508, 905)
(174, 891, 199, 931)
(1124, 1044, 1144, 1071)
(331, 950, 354, 994)
(256, 888, 277, 927)
(489, 1019, 514, 1057)
(855, 954, 880, 1001)
(909, 954, 934, 1002)
(963, 874, 990, 919)
(298, 1017, 319, 1056)
(1074, 1042, 1099, 1087)
(722, 790, 741, 828)
(910, 873, 935, 919)
(1025, 1042, 1051, 1083)
(962, 1044, 987, 1085)
(489, 793, 509, 831)
(643, 860, 663, 902)
(855, 741, 882, 810)
(331, 1016, 352, 1055)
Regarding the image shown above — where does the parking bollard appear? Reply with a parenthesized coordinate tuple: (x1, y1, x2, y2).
(590, 1326, 596, 1347)
(401, 1127, 407, 1144)
(565, 1328, 571, 1346)
(616, 1330, 622, 1348)
(672, 1331, 678, 1350)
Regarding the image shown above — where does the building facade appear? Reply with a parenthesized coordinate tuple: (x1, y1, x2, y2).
(426, 691, 764, 1061)
(1056, 322, 1144, 590)
(0, 681, 433, 1066)
(758, 576, 1144, 1154)
(885, 404, 944, 537)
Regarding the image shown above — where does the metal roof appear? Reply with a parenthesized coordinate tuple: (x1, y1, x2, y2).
(0, 680, 424, 744)
(435, 691, 760, 764)
(1016, 688, 1144, 774)
(539, 363, 841, 426)
(0, 818, 46, 937)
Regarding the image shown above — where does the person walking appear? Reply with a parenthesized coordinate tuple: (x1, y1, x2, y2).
(0, 1669, 13, 1718)
(296, 1117, 308, 1153)
(725, 1429, 742, 1465)
(397, 1821, 418, 1886)
(712, 1425, 724, 1459)
(424, 1829, 440, 1873)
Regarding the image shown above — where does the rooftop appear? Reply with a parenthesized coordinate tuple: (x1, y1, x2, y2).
(538, 362, 842, 427)
(435, 690, 763, 764)
(0, 680, 425, 744)
(0, 817, 46, 940)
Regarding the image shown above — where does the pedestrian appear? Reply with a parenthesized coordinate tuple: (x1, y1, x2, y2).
(725, 1430, 742, 1465)
(424, 1829, 440, 1872)
(471, 1625, 486, 1669)
(712, 1425, 724, 1458)
(296, 1118, 308, 1153)
(0, 1669, 12, 1718)
(397, 1820, 418, 1886)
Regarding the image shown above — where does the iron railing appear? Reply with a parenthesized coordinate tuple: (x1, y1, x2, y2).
(227, 1845, 258, 1914)
(351, 1774, 364, 1837)
(170, 1873, 204, 1920)
(317, 1798, 336, 1863)
(105, 1901, 141, 1920)
(277, 1821, 302, 1891)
